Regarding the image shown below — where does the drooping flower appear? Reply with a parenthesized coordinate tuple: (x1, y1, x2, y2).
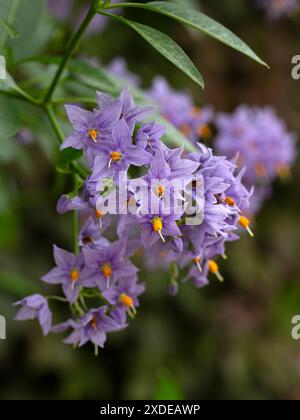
(14, 294, 52, 336)
(103, 276, 145, 323)
(135, 121, 165, 153)
(41, 246, 92, 303)
(52, 306, 124, 353)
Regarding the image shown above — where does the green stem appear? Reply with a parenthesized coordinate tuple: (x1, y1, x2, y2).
(73, 174, 79, 255)
(47, 296, 69, 303)
(0, 0, 21, 51)
(52, 97, 97, 105)
(43, 5, 97, 105)
(45, 105, 88, 179)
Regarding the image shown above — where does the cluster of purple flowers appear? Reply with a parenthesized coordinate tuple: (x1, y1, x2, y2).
(149, 76, 214, 144)
(215, 105, 297, 213)
(255, 0, 300, 19)
(14, 87, 255, 352)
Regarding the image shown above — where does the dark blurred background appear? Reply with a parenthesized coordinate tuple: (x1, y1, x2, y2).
(0, 0, 300, 400)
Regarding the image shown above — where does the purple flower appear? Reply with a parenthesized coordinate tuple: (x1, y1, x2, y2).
(78, 217, 110, 248)
(215, 106, 297, 186)
(97, 88, 151, 133)
(90, 118, 152, 181)
(135, 121, 165, 153)
(61, 102, 121, 167)
(103, 276, 145, 323)
(41, 246, 92, 303)
(82, 239, 139, 290)
(107, 57, 141, 87)
(52, 307, 123, 352)
(148, 76, 213, 143)
(14, 294, 52, 336)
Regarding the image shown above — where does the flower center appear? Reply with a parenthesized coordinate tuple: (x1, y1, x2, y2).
(152, 217, 163, 232)
(110, 151, 121, 162)
(70, 268, 79, 282)
(156, 185, 165, 198)
(90, 315, 97, 329)
(102, 263, 112, 279)
(152, 217, 165, 243)
(88, 129, 98, 143)
(180, 124, 191, 136)
(193, 256, 202, 272)
(119, 293, 134, 308)
(82, 235, 93, 245)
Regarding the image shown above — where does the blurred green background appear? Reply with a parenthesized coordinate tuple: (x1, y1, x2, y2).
(0, 0, 300, 400)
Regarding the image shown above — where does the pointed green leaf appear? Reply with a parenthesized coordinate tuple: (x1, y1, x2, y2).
(101, 14, 204, 88)
(105, 1, 268, 67)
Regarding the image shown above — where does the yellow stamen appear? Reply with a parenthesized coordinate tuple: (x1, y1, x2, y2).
(102, 263, 112, 288)
(152, 217, 165, 243)
(156, 185, 165, 198)
(95, 209, 104, 229)
(82, 236, 93, 245)
(224, 196, 236, 207)
(108, 151, 121, 167)
(70, 268, 79, 291)
(239, 215, 254, 237)
(119, 293, 134, 308)
(193, 256, 202, 272)
(197, 124, 212, 139)
(88, 129, 98, 143)
(208, 260, 224, 282)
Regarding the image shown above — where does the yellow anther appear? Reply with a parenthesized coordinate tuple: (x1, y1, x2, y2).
(224, 196, 236, 207)
(152, 217, 165, 243)
(239, 216, 254, 237)
(119, 293, 134, 308)
(102, 263, 112, 288)
(70, 268, 79, 290)
(193, 256, 202, 272)
(88, 129, 98, 143)
(90, 315, 97, 329)
(156, 185, 165, 198)
(208, 260, 224, 282)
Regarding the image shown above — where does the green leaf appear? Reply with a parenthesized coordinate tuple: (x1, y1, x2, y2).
(102, 14, 204, 88)
(106, 1, 268, 68)
(57, 147, 83, 171)
(0, 94, 20, 137)
(0, 16, 19, 38)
